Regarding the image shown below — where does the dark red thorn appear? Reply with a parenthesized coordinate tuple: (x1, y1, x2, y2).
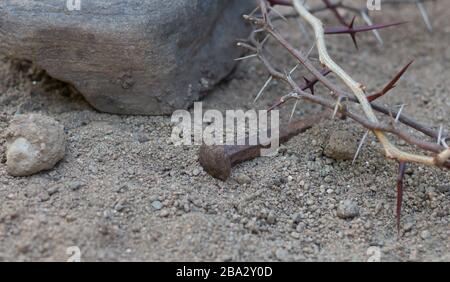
(325, 21, 408, 49)
(303, 69, 332, 95)
(396, 162, 407, 236)
(267, 0, 292, 6)
(303, 77, 314, 95)
(349, 16, 356, 28)
(267, 68, 332, 111)
(367, 60, 414, 102)
(322, 0, 347, 26)
(349, 16, 358, 49)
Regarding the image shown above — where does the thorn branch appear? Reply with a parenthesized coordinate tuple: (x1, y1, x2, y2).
(240, 0, 449, 231)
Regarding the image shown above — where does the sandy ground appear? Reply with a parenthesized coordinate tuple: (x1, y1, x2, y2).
(0, 2, 449, 261)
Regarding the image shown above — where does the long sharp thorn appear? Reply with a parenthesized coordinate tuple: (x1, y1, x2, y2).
(368, 60, 414, 102)
(234, 54, 258, 61)
(397, 162, 408, 235)
(260, 35, 270, 47)
(437, 125, 443, 145)
(353, 130, 370, 165)
(361, 10, 383, 46)
(236, 42, 255, 52)
(351, 33, 358, 50)
(290, 64, 300, 75)
(395, 104, 406, 124)
(416, 0, 433, 32)
(289, 99, 299, 122)
(332, 96, 343, 119)
(269, 6, 288, 22)
(306, 41, 316, 58)
(285, 70, 297, 87)
(254, 76, 273, 103)
(249, 6, 260, 17)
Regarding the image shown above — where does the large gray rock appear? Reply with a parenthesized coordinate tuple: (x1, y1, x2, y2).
(0, 0, 254, 115)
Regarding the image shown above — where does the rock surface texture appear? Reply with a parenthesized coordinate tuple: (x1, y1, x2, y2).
(5, 114, 66, 176)
(0, 0, 254, 115)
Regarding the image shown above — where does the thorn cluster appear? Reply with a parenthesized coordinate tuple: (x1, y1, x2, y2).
(239, 0, 448, 235)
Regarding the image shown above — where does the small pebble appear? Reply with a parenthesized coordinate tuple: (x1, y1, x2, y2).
(275, 248, 289, 261)
(39, 192, 50, 202)
(47, 185, 60, 196)
(403, 219, 415, 233)
(68, 181, 84, 191)
(292, 212, 305, 224)
(114, 201, 126, 212)
(159, 210, 170, 217)
(151, 200, 163, 210)
(290, 232, 300, 239)
(267, 212, 276, 225)
(245, 219, 259, 233)
(337, 199, 360, 219)
(420, 230, 431, 240)
(136, 133, 150, 143)
(235, 173, 252, 185)
(296, 222, 306, 233)
(375, 201, 384, 215)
